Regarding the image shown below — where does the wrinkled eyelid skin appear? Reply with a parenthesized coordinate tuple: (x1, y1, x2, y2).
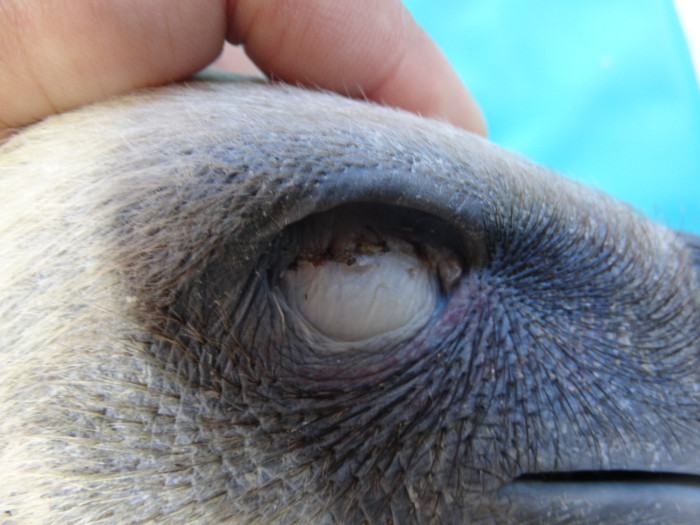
(0, 80, 698, 523)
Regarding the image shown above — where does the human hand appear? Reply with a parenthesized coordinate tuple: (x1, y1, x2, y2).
(0, 0, 486, 141)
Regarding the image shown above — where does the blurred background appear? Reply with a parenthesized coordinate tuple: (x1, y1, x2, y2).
(404, 0, 700, 233)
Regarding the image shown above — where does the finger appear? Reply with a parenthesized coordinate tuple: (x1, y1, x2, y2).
(0, 0, 486, 139)
(0, 0, 226, 134)
(228, 0, 487, 135)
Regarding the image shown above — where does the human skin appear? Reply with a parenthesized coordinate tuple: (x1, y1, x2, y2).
(0, 0, 486, 141)
(0, 79, 698, 523)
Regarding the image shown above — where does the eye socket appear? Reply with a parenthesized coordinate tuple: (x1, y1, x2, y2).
(143, 201, 483, 389)
(269, 203, 468, 349)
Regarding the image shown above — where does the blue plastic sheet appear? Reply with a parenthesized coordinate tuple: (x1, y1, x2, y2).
(404, 1, 700, 233)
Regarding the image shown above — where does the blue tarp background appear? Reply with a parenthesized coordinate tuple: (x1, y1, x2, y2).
(404, 1, 700, 233)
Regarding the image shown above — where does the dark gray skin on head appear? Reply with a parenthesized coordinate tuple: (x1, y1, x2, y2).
(0, 80, 698, 524)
